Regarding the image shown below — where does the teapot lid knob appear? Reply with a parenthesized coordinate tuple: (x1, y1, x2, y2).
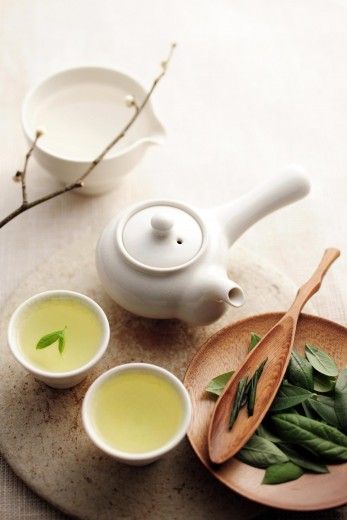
(120, 202, 205, 270)
(151, 212, 174, 236)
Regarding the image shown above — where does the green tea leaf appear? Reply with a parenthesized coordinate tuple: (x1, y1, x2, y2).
(262, 461, 304, 485)
(278, 443, 329, 474)
(305, 344, 338, 377)
(307, 396, 340, 428)
(335, 368, 347, 432)
(58, 334, 65, 355)
(36, 330, 64, 350)
(248, 332, 261, 352)
(236, 435, 288, 468)
(256, 424, 281, 443)
(287, 351, 313, 390)
(229, 377, 248, 429)
(300, 401, 317, 419)
(247, 358, 267, 416)
(313, 372, 336, 393)
(247, 377, 257, 416)
(271, 413, 347, 462)
(36, 327, 66, 355)
(206, 371, 234, 397)
(285, 407, 300, 414)
(270, 382, 314, 412)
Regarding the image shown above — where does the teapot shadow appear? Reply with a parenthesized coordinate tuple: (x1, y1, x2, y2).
(101, 296, 206, 374)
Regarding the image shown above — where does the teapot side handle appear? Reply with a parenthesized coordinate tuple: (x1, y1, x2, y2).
(214, 164, 310, 246)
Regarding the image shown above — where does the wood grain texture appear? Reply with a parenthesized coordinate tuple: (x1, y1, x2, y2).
(185, 313, 347, 511)
(208, 248, 340, 464)
(208, 315, 295, 463)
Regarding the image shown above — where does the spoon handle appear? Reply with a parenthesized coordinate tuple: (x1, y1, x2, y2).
(288, 248, 340, 318)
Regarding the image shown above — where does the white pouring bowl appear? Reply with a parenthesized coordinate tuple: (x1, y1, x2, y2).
(8, 290, 110, 389)
(82, 363, 192, 465)
(22, 66, 166, 195)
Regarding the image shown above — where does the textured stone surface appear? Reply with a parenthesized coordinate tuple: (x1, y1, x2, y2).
(0, 236, 305, 519)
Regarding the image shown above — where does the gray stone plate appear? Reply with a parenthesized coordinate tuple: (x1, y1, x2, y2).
(0, 236, 302, 520)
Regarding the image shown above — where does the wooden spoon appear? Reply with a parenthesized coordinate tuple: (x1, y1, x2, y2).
(208, 248, 340, 465)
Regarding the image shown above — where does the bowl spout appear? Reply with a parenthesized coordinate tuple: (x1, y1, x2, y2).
(144, 116, 166, 145)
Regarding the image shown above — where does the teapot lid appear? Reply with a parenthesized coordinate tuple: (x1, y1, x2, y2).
(118, 201, 205, 271)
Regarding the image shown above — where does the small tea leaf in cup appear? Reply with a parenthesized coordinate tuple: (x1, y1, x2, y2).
(36, 327, 67, 355)
(58, 334, 65, 355)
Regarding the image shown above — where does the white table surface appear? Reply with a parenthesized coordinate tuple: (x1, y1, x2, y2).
(0, 0, 346, 518)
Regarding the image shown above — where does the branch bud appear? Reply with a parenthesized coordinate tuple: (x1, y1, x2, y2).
(36, 127, 45, 138)
(125, 95, 136, 107)
(13, 171, 22, 182)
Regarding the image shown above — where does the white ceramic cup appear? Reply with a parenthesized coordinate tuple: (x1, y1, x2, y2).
(8, 290, 110, 389)
(22, 66, 165, 195)
(82, 363, 192, 465)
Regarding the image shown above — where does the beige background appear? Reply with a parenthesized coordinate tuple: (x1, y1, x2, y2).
(0, 0, 346, 518)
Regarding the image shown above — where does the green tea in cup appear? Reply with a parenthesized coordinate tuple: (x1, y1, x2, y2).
(8, 290, 110, 388)
(82, 364, 192, 464)
(17, 295, 103, 372)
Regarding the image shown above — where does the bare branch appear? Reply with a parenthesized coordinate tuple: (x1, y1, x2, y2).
(0, 43, 176, 229)
(20, 130, 43, 206)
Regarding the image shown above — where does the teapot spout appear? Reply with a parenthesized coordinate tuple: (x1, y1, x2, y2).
(213, 164, 310, 246)
(182, 270, 245, 325)
(201, 271, 245, 308)
(214, 276, 245, 308)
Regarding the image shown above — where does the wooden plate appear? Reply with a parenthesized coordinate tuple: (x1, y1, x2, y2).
(184, 312, 347, 511)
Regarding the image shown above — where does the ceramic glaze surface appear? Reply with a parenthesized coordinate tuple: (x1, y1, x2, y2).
(90, 369, 184, 453)
(96, 166, 311, 325)
(82, 363, 192, 465)
(30, 82, 137, 159)
(17, 295, 103, 372)
(8, 290, 110, 389)
(122, 203, 204, 268)
(22, 67, 165, 194)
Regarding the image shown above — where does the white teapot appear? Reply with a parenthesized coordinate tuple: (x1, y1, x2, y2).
(96, 165, 310, 325)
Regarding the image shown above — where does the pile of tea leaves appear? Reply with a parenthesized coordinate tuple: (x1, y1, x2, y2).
(206, 334, 347, 485)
